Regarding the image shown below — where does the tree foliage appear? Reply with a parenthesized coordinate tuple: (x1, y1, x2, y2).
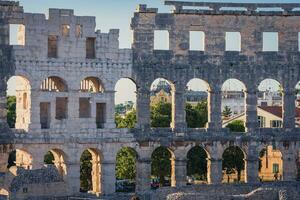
(7, 96, 16, 128)
(187, 146, 208, 180)
(222, 106, 232, 118)
(115, 109, 137, 128)
(80, 150, 92, 192)
(151, 147, 171, 185)
(44, 151, 54, 164)
(186, 101, 208, 128)
(222, 146, 245, 181)
(116, 147, 137, 180)
(226, 120, 245, 132)
(150, 102, 172, 127)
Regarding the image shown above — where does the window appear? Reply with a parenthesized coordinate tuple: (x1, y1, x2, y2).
(61, 24, 70, 37)
(272, 163, 279, 173)
(79, 98, 91, 118)
(263, 32, 278, 52)
(189, 31, 205, 51)
(76, 24, 83, 38)
(48, 35, 58, 58)
(271, 120, 282, 128)
(9, 24, 25, 45)
(56, 97, 68, 120)
(258, 116, 266, 127)
(154, 30, 169, 50)
(225, 32, 241, 51)
(96, 103, 106, 129)
(86, 37, 96, 59)
(40, 102, 50, 129)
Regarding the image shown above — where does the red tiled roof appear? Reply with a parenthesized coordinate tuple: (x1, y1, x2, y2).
(259, 106, 300, 118)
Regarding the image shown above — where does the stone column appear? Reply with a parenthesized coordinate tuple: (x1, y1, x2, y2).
(66, 162, 81, 195)
(136, 88, 150, 129)
(104, 90, 116, 128)
(207, 158, 222, 184)
(102, 161, 116, 195)
(175, 158, 187, 187)
(245, 157, 259, 183)
(0, 90, 7, 125)
(91, 159, 101, 194)
(283, 90, 295, 129)
(171, 87, 187, 130)
(28, 90, 41, 132)
(283, 153, 297, 181)
(245, 90, 258, 132)
(136, 158, 151, 192)
(207, 90, 222, 130)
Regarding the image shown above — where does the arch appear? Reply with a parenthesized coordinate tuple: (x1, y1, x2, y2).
(115, 147, 138, 193)
(44, 149, 68, 177)
(185, 78, 210, 128)
(222, 146, 246, 183)
(186, 146, 209, 184)
(150, 78, 174, 128)
(257, 79, 283, 128)
(6, 76, 31, 130)
(80, 148, 102, 195)
(7, 149, 33, 170)
(0, 188, 9, 198)
(40, 76, 68, 92)
(259, 145, 283, 182)
(80, 76, 104, 93)
(151, 146, 175, 188)
(115, 78, 137, 128)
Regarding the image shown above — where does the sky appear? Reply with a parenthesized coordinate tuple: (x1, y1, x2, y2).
(9, 0, 299, 104)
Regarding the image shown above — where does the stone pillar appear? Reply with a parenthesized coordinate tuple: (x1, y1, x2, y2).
(245, 90, 258, 132)
(136, 158, 151, 192)
(245, 157, 259, 183)
(207, 90, 222, 130)
(102, 161, 116, 195)
(104, 90, 116, 128)
(283, 153, 297, 181)
(66, 162, 81, 195)
(207, 158, 222, 184)
(91, 159, 101, 194)
(0, 90, 7, 125)
(171, 87, 187, 130)
(28, 90, 41, 132)
(283, 90, 295, 129)
(175, 158, 187, 187)
(136, 88, 150, 129)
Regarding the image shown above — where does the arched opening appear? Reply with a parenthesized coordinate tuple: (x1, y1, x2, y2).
(7, 149, 32, 170)
(221, 79, 246, 132)
(6, 76, 31, 130)
(40, 76, 67, 92)
(80, 149, 101, 194)
(0, 188, 9, 199)
(150, 78, 174, 128)
(185, 79, 209, 128)
(80, 77, 104, 93)
(115, 78, 137, 128)
(257, 79, 283, 128)
(151, 147, 175, 189)
(294, 82, 300, 127)
(115, 147, 137, 193)
(186, 146, 209, 184)
(259, 145, 283, 182)
(44, 149, 67, 177)
(222, 146, 246, 183)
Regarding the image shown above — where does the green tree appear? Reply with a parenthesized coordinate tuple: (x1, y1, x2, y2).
(226, 120, 245, 132)
(115, 109, 137, 128)
(116, 148, 137, 180)
(186, 101, 208, 128)
(80, 150, 92, 192)
(150, 102, 172, 127)
(187, 146, 208, 181)
(222, 146, 245, 182)
(44, 151, 54, 164)
(151, 147, 171, 185)
(222, 106, 232, 118)
(7, 96, 16, 128)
